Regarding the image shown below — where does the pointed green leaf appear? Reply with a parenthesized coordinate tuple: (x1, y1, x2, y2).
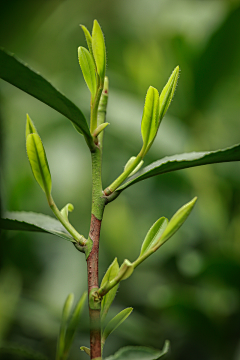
(80, 346, 90, 356)
(102, 308, 133, 347)
(0, 211, 75, 242)
(124, 157, 144, 177)
(80, 25, 93, 57)
(26, 114, 37, 137)
(92, 20, 106, 82)
(104, 340, 170, 360)
(0, 49, 94, 149)
(140, 217, 168, 256)
(26, 133, 52, 199)
(101, 258, 120, 323)
(64, 291, 87, 355)
(60, 203, 74, 222)
(117, 143, 240, 192)
(56, 293, 74, 360)
(159, 66, 179, 120)
(78, 47, 97, 97)
(118, 259, 134, 281)
(141, 86, 159, 155)
(159, 197, 197, 245)
(93, 122, 109, 138)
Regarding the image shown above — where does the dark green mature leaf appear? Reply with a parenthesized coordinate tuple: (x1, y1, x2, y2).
(0, 212, 75, 242)
(104, 340, 169, 360)
(0, 344, 49, 360)
(0, 48, 93, 148)
(117, 144, 240, 192)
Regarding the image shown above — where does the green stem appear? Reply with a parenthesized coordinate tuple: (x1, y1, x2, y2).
(49, 196, 86, 246)
(104, 154, 142, 196)
(91, 83, 104, 134)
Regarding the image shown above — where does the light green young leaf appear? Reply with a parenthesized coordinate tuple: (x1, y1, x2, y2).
(26, 114, 37, 137)
(118, 259, 134, 281)
(80, 25, 93, 57)
(60, 203, 74, 222)
(104, 340, 170, 360)
(140, 217, 168, 256)
(159, 197, 197, 246)
(26, 133, 52, 199)
(92, 20, 106, 82)
(64, 292, 87, 356)
(141, 86, 159, 156)
(101, 258, 120, 323)
(56, 293, 74, 360)
(80, 346, 90, 356)
(159, 66, 179, 120)
(102, 308, 133, 347)
(124, 157, 144, 177)
(78, 46, 97, 97)
(93, 122, 109, 138)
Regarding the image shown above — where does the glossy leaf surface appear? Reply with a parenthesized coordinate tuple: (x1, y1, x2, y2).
(0, 212, 75, 242)
(101, 258, 120, 323)
(92, 20, 106, 81)
(104, 340, 169, 360)
(140, 217, 168, 256)
(78, 46, 96, 97)
(26, 133, 52, 198)
(0, 49, 92, 143)
(117, 143, 240, 192)
(102, 308, 133, 346)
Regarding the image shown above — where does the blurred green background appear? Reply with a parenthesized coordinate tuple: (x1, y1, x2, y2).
(1, 0, 240, 359)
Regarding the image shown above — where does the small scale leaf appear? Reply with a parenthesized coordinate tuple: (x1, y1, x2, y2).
(60, 203, 74, 222)
(64, 292, 87, 355)
(26, 133, 52, 199)
(140, 217, 168, 256)
(80, 25, 93, 57)
(26, 114, 37, 137)
(124, 157, 144, 177)
(80, 346, 90, 356)
(102, 308, 133, 347)
(56, 294, 74, 360)
(92, 20, 106, 82)
(93, 122, 109, 138)
(101, 258, 120, 323)
(118, 259, 134, 281)
(159, 197, 197, 245)
(78, 46, 97, 97)
(104, 340, 169, 360)
(141, 86, 159, 156)
(159, 66, 179, 120)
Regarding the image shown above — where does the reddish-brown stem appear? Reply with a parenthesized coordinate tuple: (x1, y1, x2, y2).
(87, 214, 102, 359)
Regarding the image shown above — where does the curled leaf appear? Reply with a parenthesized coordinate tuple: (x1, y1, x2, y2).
(60, 203, 74, 222)
(92, 20, 106, 82)
(118, 259, 134, 281)
(159, 66, 179, 120)
(80, 346, 90, 356)
(26, 133, 52, 199)
(101, 258, 119, 323)
(159, 197, 197, 245)
(140, 217, 168, 256)
(78, 46, 97, 97)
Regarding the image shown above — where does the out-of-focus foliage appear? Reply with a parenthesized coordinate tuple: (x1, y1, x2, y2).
(1, 1, 240, 359)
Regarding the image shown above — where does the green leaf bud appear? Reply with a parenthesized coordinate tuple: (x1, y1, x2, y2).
(78, 46, 97, 97)
(140, 217, 168, 256)
(159, 66, 179, 120)
(124, 156, 144, 177)
(92, 20, 106, 82)
(80, 25, 93, 57)
(118, 259, 134, 281)
(60, 203, 74, 221)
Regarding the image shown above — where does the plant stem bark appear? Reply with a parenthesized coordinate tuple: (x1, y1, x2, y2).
(87, 146, 106, 360)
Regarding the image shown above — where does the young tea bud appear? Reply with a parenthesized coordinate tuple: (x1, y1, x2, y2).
(92, 20, 106, 83)
(159, 66, 179, 120)
(78, 46, 97, 98)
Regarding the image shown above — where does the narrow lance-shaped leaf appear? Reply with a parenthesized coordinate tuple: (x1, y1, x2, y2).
(101, 258, 120, 323)
(56, 294, 74, 360)
(102, 308, 133, 348)
(141, 86, 159, 156)
(78, 46, 97, 97)
(159, 197, 197, 246)
(64, 292, 87, 356)
(92, 20, 106, 82)
(116, 143, 240, 192)
(159, 66, 179, 120)
(0, 211, 75, 242)
(80, 25, 93, 57)
(104, 340, 170, 360)
(26, 114, 37, 137)
(140, 217, 168, 256)
(26, 133, 52, 200)
(0, 49, 93, 150)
